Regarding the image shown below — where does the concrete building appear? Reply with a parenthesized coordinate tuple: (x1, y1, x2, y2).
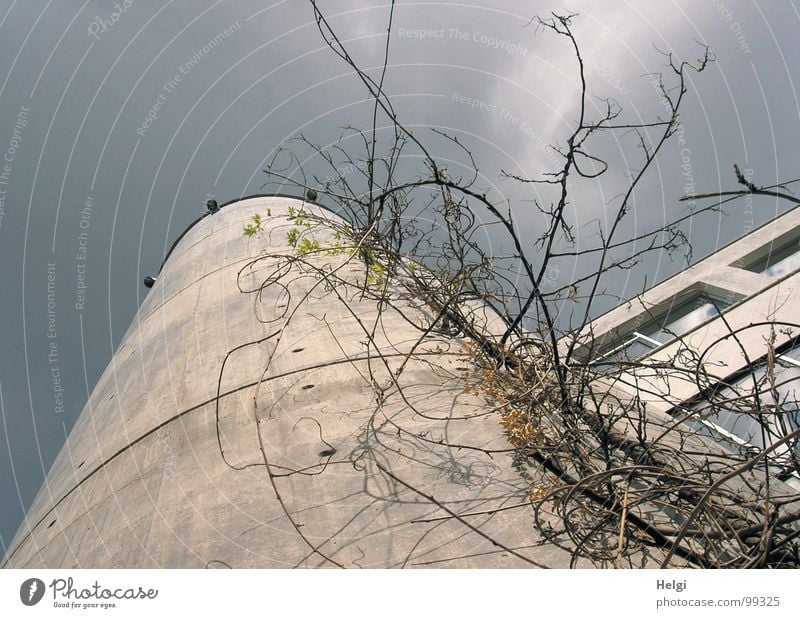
(3, 195, 798, 569)
(579, 204, 800, 490)
(1, 196, 568, 568)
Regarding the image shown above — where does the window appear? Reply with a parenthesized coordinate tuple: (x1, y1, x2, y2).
(743, 236, 800, 277)
(682, 345, 800, 486)
(590, 291, 733, 368)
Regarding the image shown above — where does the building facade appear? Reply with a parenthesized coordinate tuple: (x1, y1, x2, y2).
(581, 205, 800, 490)
(2, 196, 565, 568)
(4, 195, 798, 569)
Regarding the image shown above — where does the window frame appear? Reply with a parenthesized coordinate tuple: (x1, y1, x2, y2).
(679, 345, 800, 488)
(738, 233, 800, 277)
(589, 290, 733, 367)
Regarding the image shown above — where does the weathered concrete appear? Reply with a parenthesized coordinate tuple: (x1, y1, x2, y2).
(2, 196, 573, 568)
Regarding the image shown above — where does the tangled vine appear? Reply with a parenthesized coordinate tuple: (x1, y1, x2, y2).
(223, 6, 800, 568)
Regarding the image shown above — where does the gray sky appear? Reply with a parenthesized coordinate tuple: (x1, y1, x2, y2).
(1, 0, 799, 552)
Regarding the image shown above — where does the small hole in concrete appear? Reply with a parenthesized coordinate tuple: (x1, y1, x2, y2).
(318, 448, 337, 457)
(47, 519, 56, 529)
(302, 384, 315, 390)
(292, 348, 304, 353)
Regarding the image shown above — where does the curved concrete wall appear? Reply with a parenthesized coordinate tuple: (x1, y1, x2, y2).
(3, 196, 562, 568)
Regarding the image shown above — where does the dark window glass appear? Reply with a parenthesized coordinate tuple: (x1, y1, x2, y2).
(745, 237, 800, 277)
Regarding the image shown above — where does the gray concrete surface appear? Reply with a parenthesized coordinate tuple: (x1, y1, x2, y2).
(2, 196, 573, 568)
